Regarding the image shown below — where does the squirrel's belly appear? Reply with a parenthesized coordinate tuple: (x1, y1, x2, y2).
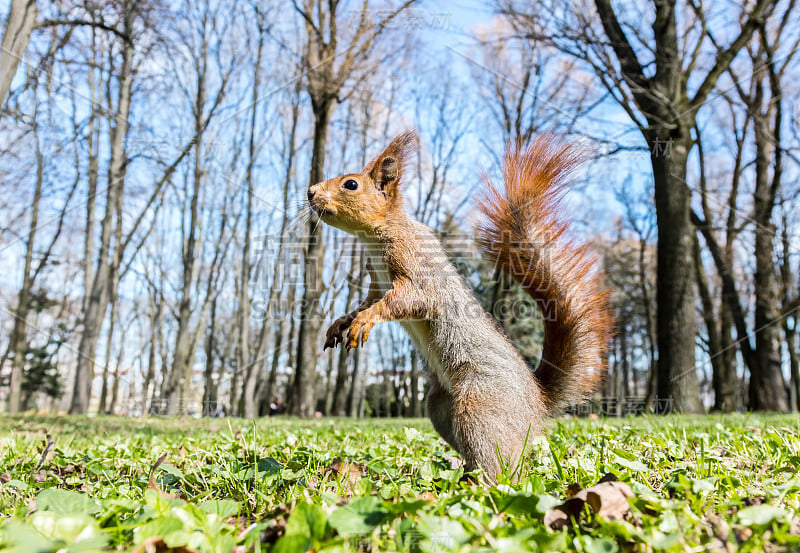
(400, 320, 450, 391)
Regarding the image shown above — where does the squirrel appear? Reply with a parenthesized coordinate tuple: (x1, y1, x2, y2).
(307, 131, 613, 482)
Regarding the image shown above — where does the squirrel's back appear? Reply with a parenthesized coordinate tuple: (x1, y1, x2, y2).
(476, 136, 613, 415)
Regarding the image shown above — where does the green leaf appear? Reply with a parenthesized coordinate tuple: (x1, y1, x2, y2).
(198, 499, 239, 519)
(284, 501, 328, 540)
(271, 533, 311, 553)
(415, 515, 470, 549)
(133, 516, 186, 545)
(2, 479, 29, 490)
(737, 504, 788, 526)
(386, 499, 428, 517)
(328, 496, 387, 536)
(611, 452, 648, 472)
(36, 489, 100, 516)
(159, 464, 185, 479)
(256, 457, 282, 474)
(0, 520, 55, 553)
(29, 512, 106, 551)
(575, 535, 619, 553)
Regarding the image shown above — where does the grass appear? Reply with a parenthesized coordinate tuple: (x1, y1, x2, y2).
(0, 414, 799, 552)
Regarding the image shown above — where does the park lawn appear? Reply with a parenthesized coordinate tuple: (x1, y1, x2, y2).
(0, 414, 798, 552)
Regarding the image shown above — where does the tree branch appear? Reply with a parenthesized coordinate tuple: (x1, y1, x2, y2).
(593, 0, 650, 91)
(689, 0, 776, 111)
(37, 18, 132, 45)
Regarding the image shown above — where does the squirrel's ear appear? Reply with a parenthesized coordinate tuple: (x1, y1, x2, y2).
(367, 130, 419, 196)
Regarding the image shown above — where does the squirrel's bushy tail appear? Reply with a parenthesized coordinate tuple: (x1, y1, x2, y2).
(475, 135, 613, 415)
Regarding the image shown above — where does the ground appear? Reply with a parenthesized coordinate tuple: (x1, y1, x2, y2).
(0, 414, 798, 552)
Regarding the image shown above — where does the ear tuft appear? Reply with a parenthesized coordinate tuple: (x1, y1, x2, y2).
(389, 130, 420, 163)
(367, 130, 419, 194)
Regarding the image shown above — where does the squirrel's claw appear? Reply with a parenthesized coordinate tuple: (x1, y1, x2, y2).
(324, 316, 352, 349)
(347, 312, 376, 350)
(323, 333, 339, 350)
(323, 335, 339, 350)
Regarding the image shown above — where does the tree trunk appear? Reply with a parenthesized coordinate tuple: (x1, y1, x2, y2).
(142, 293, 160, 416)
(715, 299, 738, 411)
(781, 214, 799, 411)
(69, 13, 133, 414)
(650, 134, 702, 413)
(750, 108, 788, 411)
(238, 23, 266, 419)
(291, 98, 333, 417)
(202, 296, 218, 416)
(0, 0, 37, 107)
(620, 318, 629, 399)
(107, 323, 126, 415)
(786, 321, 799, 412)
(5, 104, 43, 413)
(693, 234, 725, 409)
(97, 301, 116, 414)
(165, 21, 210, 415)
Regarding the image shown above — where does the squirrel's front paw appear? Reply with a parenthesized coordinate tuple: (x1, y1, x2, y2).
(324, 316, 352, 349)
(347, 311, 378, 350)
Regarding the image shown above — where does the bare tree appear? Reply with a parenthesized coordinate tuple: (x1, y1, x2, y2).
(0, 0, 37, 108)
(4, 77, 43, 413)
(238, 3, 274, 418)
(162, 1, 238, 414)
(734, 21, 794, 411)
(501, 0, 776, 412)
(779, 206, 799, 410)
(692, 8, 798, 412)
(289, 0, 417, 417)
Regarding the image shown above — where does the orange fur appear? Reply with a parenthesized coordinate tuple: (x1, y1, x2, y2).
(475, 135, 614, 414)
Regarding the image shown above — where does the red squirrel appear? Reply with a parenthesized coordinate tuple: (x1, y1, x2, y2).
(307, 131, 613, 482)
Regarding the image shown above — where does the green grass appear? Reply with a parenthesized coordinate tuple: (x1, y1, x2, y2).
(1, 414, 799, 552)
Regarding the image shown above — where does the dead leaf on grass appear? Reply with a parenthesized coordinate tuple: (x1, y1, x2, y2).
(329, 458, 364, 496)
(545, 474, 635, 531)
(444, 455, 464, 469)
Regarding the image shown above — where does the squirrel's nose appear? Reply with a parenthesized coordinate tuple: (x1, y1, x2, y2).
(307, 188, 316, 202)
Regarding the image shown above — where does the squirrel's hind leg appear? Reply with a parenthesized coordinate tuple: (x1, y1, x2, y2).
(451, 413, 507, 483)
(427, 379, 458, 451)
(450, 390, 531, 484)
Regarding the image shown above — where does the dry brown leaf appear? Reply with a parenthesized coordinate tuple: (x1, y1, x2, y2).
(444, 455, 464, 469)
(584, 481, 634, 520)
(0, 472, 11, 483)
(545, 475, 635, 531)
(329, 459, 363, 496)
(544, 497, 586, 531)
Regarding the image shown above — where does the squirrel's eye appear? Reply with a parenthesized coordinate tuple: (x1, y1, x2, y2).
(343, 179, 359, 191)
